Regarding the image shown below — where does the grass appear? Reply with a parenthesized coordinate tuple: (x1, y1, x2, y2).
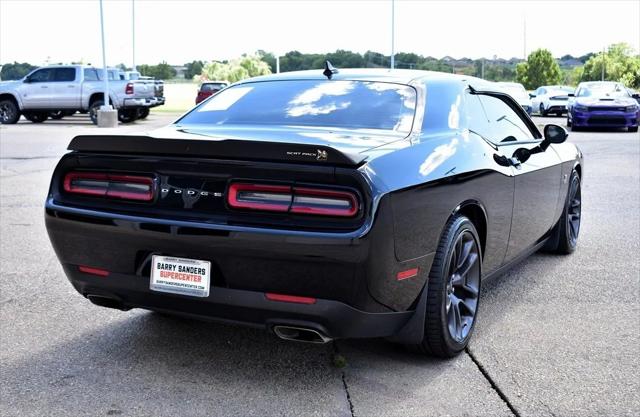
(156, 82, 199, 113)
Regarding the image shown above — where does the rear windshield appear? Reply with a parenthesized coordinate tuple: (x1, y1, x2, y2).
(179, 80, 416, 133)
(201, 83, 226, 92)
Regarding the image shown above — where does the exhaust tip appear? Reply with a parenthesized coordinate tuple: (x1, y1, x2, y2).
(86, 294, 130, 311)
(273, 325, 332, 344)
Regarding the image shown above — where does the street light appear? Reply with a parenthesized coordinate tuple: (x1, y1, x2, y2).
(97, 0, 117, 127)
(390, 0, 395, 69)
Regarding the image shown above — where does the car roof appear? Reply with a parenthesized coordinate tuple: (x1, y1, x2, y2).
(236, 68, 501, 93)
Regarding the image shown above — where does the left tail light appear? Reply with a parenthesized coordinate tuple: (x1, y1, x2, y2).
(125, 82, 134, 95)
(227, 183, 359, 217)
(63, 171, 154, 201)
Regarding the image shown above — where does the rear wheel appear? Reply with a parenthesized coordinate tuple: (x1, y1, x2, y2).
(137, 108, 150, 119)
(88, 100, 103, 125)
(50, 110, 65, 120)
(118, 109, 138, 123)
(24, 111, 48, 123)
(410, 216, 482, 357)
(0, 99, 20, 124)
(545, 170, 581, 254)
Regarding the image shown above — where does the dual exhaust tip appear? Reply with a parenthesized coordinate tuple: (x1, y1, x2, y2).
(273, 325, 332, 344)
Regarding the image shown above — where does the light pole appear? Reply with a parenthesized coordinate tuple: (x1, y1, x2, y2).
(390, 0, 395, 69)
(97, 0, 117, 127)
(132, 0, 136, 72)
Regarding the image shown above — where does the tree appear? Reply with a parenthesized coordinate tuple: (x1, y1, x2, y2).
(0, 62, 37, 80)
(184, 60, 204, 80)
(138, 61, 176, 79)
(516, 48, 562, 89)
(581, 43, 640, 88)
(199, 54, 271, 83)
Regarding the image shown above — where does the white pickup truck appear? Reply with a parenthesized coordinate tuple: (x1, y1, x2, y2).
(0, 65, 155, 125)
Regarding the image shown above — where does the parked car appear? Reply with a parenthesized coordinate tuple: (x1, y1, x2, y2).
(117, 70, 165, 119)
(0, 65, 155, 125)
(45, 67, 582, 358)
(627, 88, 640, 105)
(567, 81, 639, 132)
(195, 81, 228, 104)
(497, 82, 533, 115)
(530, 85, 574, 116)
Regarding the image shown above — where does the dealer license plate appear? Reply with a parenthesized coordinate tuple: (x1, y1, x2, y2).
(150, 255, 211, 298)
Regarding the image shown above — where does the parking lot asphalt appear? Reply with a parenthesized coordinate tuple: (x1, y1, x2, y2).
(1, 113, 638, 417)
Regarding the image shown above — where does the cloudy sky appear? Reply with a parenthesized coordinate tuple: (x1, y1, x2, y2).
(1, 0, 638, 66)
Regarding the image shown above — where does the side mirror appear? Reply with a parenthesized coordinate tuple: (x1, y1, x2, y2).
(529, 93, 536, 98)
(632, 93, 640, 99)
(23, 76, 31, 83)
(568, 93, 575, 97)
(544, 124, 568, 144)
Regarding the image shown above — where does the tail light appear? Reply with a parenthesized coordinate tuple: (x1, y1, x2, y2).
(63, 171, 154, 201)
(227, 183, 359, 217)
(125, 82, 134, 95)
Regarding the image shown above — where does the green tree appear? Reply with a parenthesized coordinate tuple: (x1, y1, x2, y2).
(138, 62, 176, 79)
(199, 54, 271, 83)
(516, 48, 562, 89)
(0, 62, 37, 80)
(581, 43, 640, 88)
(184, 60, 204, 80)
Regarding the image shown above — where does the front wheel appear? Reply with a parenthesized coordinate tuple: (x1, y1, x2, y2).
(629, 126, 638, 133)
(0, 99, 20, 124)
(539, 103, 547, 117)
(409, 216, 482, 357)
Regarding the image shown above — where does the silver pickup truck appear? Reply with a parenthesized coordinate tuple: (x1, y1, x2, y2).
(0, 65, 155, 125)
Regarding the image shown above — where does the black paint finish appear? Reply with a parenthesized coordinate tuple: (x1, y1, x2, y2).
(45, 69, 583, 341)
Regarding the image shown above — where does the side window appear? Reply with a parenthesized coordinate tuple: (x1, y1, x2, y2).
(29, 68, 54, 82)
(539, 88, 546, 95)
(83, 68, 98, 81)
(54, 68, 76, 82)
(477, 94, 535, 143)
(465, 93, 491, 139)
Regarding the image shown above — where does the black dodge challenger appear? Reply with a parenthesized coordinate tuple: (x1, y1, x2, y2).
(45, 67, 583, 357)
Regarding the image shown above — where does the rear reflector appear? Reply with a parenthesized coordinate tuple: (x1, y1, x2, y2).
(265, 292, 317, 304)
(396, 268, 419, 280)
(63, 172, 154, 201)
(78, 265, 110, 277)
(227, 183, 359, 217)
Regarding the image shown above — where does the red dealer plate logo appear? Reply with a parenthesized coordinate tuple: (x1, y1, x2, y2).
(150, 255, 211, 298)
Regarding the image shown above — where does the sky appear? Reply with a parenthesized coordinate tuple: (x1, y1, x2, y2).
(1, 0, 639, 67)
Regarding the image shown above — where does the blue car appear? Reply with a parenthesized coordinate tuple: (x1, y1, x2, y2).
(567, 81, 639, 132)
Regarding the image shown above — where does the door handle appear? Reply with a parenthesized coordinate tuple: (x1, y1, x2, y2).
(67, 85, 75, 88)
(41, 85, 48, 88)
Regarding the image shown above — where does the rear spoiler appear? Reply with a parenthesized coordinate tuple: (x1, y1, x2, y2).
(68, 135, 367, 167)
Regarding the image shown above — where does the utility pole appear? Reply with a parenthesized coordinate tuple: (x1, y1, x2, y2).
(523, 15, 527, 59)
(276, 55, 280, 74)
(132, 0, 136, 72)
(97, 0, 117, 127)
(390, 0, 395, 69)
(481, 59, 485, 79)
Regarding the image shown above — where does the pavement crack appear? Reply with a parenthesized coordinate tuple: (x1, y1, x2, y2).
(466, 346, 521, 417)
(332, 342, 355, 417)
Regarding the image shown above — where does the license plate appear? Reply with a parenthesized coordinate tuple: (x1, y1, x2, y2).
(150, 255, 211, 298)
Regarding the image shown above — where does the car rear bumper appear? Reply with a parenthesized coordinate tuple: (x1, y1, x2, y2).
(572, 110, 639, 127)
(122, 97, 153, 108)
(63, 263, 413, 340)
(44, 198, 432, 340)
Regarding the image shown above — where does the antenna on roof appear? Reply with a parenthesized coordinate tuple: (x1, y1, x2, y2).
(323, 61, 338, 79)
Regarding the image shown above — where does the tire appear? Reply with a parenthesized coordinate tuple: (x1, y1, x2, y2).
(409, 215, 482, 358)
(50, 110, 65, 120)
(0, 99, 21, 124)
(88, 100, 103, 125)
(539, 103, 547, 117)
(629, 126, 638, 133)
(24, 112, 48, 123)
(566, 113, 572, 127)
(544, 170, 581, 254)
(118, 109, 138, 123)
(137, 108, 150, 119)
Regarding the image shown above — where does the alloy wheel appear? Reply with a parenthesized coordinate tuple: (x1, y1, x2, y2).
(0, 102, 16, 123)
(567, 177, 581, 246)
(445, 230, 481, 343)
